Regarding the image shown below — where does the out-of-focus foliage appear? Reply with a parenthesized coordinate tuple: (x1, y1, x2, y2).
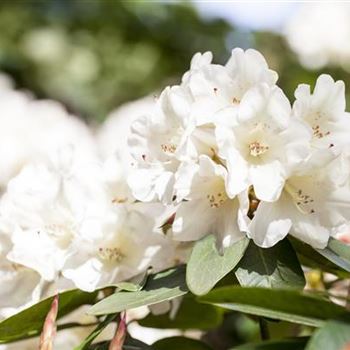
(0, 0, 232, 121)
(2, 1, 350, 123)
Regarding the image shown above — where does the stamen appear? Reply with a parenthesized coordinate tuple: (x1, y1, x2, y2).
(161, 143, 177, 154)
(312, 124, 330, 139)
(285, 183, 316, 215)
(43, 223, 74, 249)
(98, 247, 125, 263)
(112, 197, 128, 204)
(206, 191, 227, 208)
(232, 97, 240, 104)
(249, 141, 269, 157)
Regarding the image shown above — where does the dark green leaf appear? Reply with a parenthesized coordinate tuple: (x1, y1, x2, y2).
(87, 342, 109, 350)
(88, 336, 152, 350)
(317, 238, 350, 273)
(232, 337, 308, 350)
(235, 239, 305, 289)
(74, 314, 117, 350)
(89, 266, 188, 316)
(187, 235, 249, 295)
(289, 237, 350, 278)
(199, 286, 347, 327)
(0, 289, 97, 344)
(153, 336, 212, 350)
(306, 317, 350, 350)
(139, 295, 223, 330)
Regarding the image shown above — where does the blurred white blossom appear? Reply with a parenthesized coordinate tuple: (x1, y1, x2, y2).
(0, 87, 96, 191)
(285, 3, 350, 69)
(98, 96, 156, 202)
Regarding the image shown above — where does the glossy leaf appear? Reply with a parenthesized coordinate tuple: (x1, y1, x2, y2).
(89, 266, 188, 316)
(289, 237, 350, 278)
(113, 270, 149, 292)
(153, 336, 212, 350)
(88, 336, 152, 350)
(232, 337, 308, 350)
(306, 318, 350, 350)
(0, 289, 97, 344)
(187, 235, 249, 296)
(317, 238, 350, 273)
(199, 286, 347, 327)
(139, 295, 223, 330)
(74, 314, 117, 350)
(235, 239, 305, 289)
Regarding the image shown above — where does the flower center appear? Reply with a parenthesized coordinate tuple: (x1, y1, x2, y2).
(285, 183, 315, 215)
(43, 223, 74, 248)
(98, 247, 125, 263)
(308, 111, 331, 139)
(248, 141, 269, 157)
(312, 124, 330, 139)
(206, 191, 228, 208)
(161, 143, 177, 154)
(160, 126, 183, 155)
(232, 97, 240, 104)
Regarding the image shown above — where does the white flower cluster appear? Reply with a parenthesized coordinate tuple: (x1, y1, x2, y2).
(285, 3, 350, 70)
(1, 47, 350, 329)
(0, 80, 188, 320)
(128, 48, 350, 250)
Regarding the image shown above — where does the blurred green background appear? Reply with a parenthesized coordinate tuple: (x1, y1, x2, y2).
(1, 0, 349, 123)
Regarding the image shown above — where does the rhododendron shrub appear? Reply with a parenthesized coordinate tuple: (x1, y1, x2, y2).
(1, 50, 350, 349)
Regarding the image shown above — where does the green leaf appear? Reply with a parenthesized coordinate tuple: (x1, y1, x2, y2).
(112, 269, 150, 292)
(235, 239, 305, 289)
(317, 238, 350, 273)
(153, 336, 212, 350)
(88, 336, 152, 350)
(199, 286, 347, 327)
(289, 237, 350, 278)
(139, 295, 223, 330)
(74, 314, 117, 350)
(0, 289, 97, 344)
(187, 235, 249, 296)
(89, 266, 188, 316)
(232, 337, 308, 350)
(306, 317, 350, 350)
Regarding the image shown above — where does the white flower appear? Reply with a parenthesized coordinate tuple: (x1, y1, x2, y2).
(0, 148, 105, 282)
(127, 49, 301, 248)
(184, 48, 277, 104)
(182, 48, 278, 126)
(62, 203, 163, 292)
(285, 3, 350, 69)
(98, 96, 156, 161)
(217, 83, 311, 201)
(127, 48, 350, 252)
(128, 86, 192, 203)
(128, 49, 278, 204)
(0, 221, 42, 319)
(248, 155, 350, 248)
(0, 88, 96, 190)
(98, 96, 156, 202)
(293, 74, 350, 154)
(172, 155, 247, 249)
